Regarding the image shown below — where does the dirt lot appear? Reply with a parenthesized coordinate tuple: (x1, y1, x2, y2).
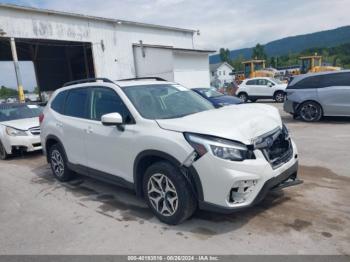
(0, 103, 350, 255)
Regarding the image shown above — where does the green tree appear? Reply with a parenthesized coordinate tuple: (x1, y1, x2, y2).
(0, 86, 18, 99)
(252, 43, 267, 60)
(33, 86, 40, 94)
(219, 48, 232, 64)
(231, 55, 244, 72)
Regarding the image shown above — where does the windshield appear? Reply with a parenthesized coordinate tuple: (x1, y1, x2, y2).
(196, 88, 223, 98)
(122, 84, 214, 119)
(0, 104, 43, 122)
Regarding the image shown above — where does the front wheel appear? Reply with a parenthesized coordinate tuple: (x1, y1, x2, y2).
(298, 101, 322, 122)
(274, 91, 285, 103)
(0, 140, 8, 160)
(143, 161, 197, 225)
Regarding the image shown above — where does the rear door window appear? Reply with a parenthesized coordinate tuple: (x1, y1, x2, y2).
(64, 88, 89, 118)
(246, 80, 257, 85)
(257, 79, 267, 86)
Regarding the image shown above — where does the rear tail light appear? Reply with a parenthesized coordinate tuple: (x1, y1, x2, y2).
(39, 113, 44, 124)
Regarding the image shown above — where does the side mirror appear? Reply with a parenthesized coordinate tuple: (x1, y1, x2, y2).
(101, 113, 123, 126)
(267, 83, 273, 87)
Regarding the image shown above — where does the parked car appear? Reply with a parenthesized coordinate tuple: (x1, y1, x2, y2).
(41, 78, 300, 225)
(284, 70, 350, 122)
(6, 97, 18, 103)
(236, 77, 287, 103)
(192, 87, 243, 107)
(0, 103, 43, 160)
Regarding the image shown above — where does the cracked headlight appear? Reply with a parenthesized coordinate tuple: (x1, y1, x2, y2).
(184, 133, 254, 161)
(6, 126, 28, 136)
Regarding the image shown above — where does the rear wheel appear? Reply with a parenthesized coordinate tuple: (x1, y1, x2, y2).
(238, 93, 248, 103)
(48, 143, 74, 181)
(143, 161, 197, 225)
(298, 101, 322, 122)
(0, 140, 8, 160)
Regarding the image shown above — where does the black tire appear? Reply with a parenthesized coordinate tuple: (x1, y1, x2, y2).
(298, 101, 323, 122)
(249, 98, 257, 102)
(143, 161, 197, 225)
(0, 140, 8, 160)
(237, 93, 248, 103)
(274, 91, 285, 103)
(48, 143, 74, 182)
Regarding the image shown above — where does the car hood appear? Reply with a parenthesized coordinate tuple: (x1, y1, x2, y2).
(0, 117, 39, 130)
(156, 104, 282, 145)
(210, 96, 243, 104)
(277, 83, 288, 90)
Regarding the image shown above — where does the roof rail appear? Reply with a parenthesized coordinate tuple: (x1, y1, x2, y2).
(117, 77, 167, 82)
(62, 78, 114, 87)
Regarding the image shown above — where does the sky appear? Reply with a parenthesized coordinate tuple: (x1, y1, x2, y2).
(1, 0, 350, 90)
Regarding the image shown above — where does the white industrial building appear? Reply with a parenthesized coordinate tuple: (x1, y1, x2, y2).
(0, 4, 214, 94)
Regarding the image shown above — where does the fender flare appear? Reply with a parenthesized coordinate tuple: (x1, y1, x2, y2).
(45, 135, 68, 163)
(133, 150, 204, 201)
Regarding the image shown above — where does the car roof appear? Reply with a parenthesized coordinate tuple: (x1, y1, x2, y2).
(244, 77, 272, 81)
(289, 70, 350, 86)
(58, 79, 178, 92)
(114, 80, 177, 87)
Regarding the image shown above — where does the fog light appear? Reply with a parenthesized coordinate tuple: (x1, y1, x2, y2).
(229, 180, 257, 204)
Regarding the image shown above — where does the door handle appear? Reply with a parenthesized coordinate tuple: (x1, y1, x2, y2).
(56, 122, 63, 128)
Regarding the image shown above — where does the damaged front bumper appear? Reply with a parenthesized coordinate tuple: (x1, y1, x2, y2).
(198, 159, 302, 214)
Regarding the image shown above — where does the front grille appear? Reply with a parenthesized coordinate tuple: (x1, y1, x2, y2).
(29, 126, 41, 136)
(259, 127, 293, 169)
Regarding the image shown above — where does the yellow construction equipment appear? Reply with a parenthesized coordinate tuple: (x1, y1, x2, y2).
(299, 54, 341, 74)
(242, 59, 275, 79)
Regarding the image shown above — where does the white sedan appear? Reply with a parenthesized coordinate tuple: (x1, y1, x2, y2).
(0, 103, 43, 160)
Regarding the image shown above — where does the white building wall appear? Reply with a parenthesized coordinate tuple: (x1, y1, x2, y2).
(0, 7, 195, 80)
(173, 52, 210, 88)
(133, 46, 175, 81)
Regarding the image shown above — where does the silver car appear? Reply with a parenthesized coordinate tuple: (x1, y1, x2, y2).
(284, 70, 350, 122)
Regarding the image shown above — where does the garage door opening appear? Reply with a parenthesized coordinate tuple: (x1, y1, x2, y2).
(0, 38, 95, 100)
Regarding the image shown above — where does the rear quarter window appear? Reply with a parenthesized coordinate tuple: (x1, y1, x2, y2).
(318, 72, 350, 87)
(51, 91, 67, 114)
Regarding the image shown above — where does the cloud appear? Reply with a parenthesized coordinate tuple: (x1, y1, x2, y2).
(3, 0, 349, 51)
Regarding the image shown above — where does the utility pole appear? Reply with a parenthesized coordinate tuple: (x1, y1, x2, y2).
(10, 38, 25, 103)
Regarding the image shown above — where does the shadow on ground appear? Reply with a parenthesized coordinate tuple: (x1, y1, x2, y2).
(30, 161, 298, 238)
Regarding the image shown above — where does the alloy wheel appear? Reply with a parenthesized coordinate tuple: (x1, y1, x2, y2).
(51, 149, 65, 177)
(239, 94, 248, 102)
(275, 93, 285, 102)
(147, 173, 179, 217)
(300, 103, 321, 121)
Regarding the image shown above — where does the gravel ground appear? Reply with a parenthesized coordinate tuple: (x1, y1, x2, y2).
(0, 102, 349, 255)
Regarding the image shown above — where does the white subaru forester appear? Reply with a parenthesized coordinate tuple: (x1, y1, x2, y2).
(40, 77, 301, 225)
